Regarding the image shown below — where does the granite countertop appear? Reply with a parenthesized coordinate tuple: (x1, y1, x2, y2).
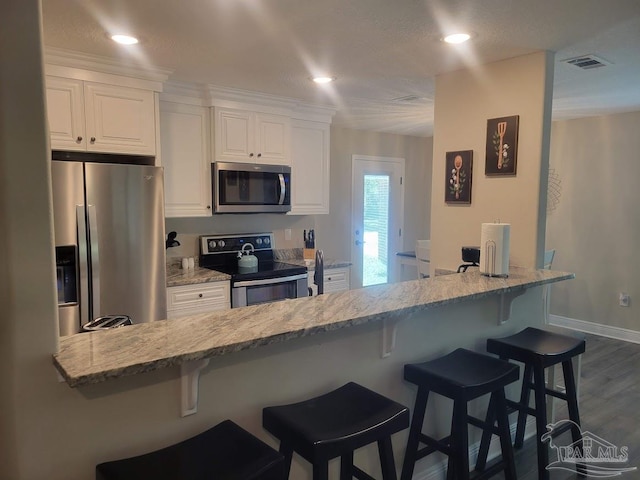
(54, 267, 573, 387)
(166, 265, 230, 287)
(167, 252, 351, 288)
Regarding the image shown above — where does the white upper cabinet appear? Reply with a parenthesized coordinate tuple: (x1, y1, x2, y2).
(45, 76, 86, 150)
(160, 102, 212, 217)
(214, 107, 290, 165)
(289, 119, 330, 215)
(46, 76, 157, 155)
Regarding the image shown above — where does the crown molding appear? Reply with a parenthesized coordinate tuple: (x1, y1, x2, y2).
(44, 46, 172, 85)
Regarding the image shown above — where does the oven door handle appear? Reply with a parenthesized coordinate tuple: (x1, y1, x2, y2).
(233, 273, 308, 288)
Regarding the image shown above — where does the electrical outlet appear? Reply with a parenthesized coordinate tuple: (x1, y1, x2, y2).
(619, 292, 630, 307)
(284, 228, 292, 241)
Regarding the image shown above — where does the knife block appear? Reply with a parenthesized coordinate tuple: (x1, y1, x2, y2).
(303, 248, 316, 260)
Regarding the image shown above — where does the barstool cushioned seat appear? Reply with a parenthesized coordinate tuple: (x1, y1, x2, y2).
(401, 348, 519, 480)
(263, 382, 409, 480)
(96, 419, 285, 480)
(485, 327, 585, 480)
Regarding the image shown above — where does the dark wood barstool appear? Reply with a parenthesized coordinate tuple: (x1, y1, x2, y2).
(96, 419, 285, 480)
(484, 327, 586, 480)
(262, 382, 410, 480)
(401, 348, 519, 480)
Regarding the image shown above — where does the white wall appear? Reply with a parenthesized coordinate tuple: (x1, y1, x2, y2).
(430, 52, 554, 272)
(315, 126, 433, 262)
(547, 111, 640, 331)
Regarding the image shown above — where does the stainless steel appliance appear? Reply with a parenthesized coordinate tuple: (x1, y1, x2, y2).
(212, 162, 291, 213)
(199, 233, 307, 308)
(51, 154, 167, 335)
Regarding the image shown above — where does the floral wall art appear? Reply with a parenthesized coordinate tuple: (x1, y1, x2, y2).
(445, 150, 473, 204)
(485, 115, 519, 176)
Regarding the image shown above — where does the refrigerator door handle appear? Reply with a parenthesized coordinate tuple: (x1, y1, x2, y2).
(87, 204, 100, 320)
(76, 205, 90, 325)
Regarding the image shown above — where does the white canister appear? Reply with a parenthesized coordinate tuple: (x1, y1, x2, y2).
(188, 257, 195, 270)
(182, 257, 189, 270)
(479, 223, 511, 277)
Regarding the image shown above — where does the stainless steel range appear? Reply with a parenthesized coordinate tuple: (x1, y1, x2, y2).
(199, 233, 308, 308)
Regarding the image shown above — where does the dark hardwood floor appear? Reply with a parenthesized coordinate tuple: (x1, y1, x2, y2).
(491, 332, 640, 480)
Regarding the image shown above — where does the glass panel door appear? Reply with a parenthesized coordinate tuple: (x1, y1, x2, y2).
(351, 156, 404, 289)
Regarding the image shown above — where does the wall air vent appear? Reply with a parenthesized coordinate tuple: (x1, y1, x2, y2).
(563, 54, 611, 70)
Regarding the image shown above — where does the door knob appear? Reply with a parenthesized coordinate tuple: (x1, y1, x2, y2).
(355, 240, 366, 246)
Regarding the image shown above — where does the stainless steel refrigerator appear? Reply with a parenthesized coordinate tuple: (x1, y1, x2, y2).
(52, 159, 167, 336)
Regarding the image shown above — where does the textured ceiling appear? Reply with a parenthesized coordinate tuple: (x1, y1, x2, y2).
(41, 0, 640, 136)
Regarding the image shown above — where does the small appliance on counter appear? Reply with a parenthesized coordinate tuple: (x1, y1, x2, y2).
(457, 246, 480, 273)
(82, 315, 132, 332)
(200, 233, 307, 308)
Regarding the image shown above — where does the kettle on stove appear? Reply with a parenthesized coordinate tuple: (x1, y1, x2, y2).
(237, 243, 258, 273)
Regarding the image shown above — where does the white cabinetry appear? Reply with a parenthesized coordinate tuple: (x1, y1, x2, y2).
(324, 267, 350, 293)
(160, 102, 212, 217)
(45, 76, 157, 155)
(308, 266, 350, 295)
(167, 282, 230, 319)
(289, 119, 330, 215)
(213, 107, 290, 165)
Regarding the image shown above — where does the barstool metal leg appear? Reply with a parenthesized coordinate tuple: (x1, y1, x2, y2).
(378, 437, 398, 480)
(495, 389, 517, 480)
(279, 443, 294, 479)
(533, 365, 550, 480)
(451, 399, 470, 480)
(475, 393, 497, 472)
(340, 452, 354, 480)
(400, 388, 429, 480)
(515, 363, 533, 448)
(313, 460, 329, 480)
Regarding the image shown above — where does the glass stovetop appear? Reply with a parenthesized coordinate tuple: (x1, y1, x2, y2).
(201, 260, 307, 281)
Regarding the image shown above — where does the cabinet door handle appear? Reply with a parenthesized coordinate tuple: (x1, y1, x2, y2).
(76, 136, 83, 142)
(257, 153, 262, 158)
(206, 205, 211, 210)
(249, 153, 254, 157)
(90, 137, 96, 143)
(198, 293, 203, 298)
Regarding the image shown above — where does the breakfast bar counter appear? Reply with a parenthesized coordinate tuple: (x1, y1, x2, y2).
(53, 267, 573, 388)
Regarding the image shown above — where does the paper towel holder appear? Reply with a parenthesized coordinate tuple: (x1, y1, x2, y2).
(482, 241, 509, 277)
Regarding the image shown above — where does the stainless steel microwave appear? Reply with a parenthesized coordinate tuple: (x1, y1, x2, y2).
(212, 162, 291, 213)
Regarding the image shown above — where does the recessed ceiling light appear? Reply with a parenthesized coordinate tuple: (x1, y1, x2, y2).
(443, 33, 471, 44)
(111, 34, 139, 45)
(312, 76, 335, 84)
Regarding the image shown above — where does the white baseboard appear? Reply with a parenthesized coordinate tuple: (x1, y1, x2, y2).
(548, 314, 640, 344)
(411, 418, 536, 480)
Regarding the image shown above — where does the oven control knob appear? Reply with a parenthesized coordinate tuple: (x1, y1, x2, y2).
(218, 240, 225, 248)
(208, 240, 217, 250)
(256, 238, 262, 245)
(264, 237, 270, 245)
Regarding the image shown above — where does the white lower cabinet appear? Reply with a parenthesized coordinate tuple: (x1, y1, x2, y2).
(308, 266, 350, 295)
(167, 282, 230, 319)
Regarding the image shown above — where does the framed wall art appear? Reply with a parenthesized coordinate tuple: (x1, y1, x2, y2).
(445, 150, 473, 204)
(485, 115, 519, 176)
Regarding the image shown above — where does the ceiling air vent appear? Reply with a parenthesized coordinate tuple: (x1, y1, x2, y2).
(391, 95, 426, 103)
(563, 54, 611, 70)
